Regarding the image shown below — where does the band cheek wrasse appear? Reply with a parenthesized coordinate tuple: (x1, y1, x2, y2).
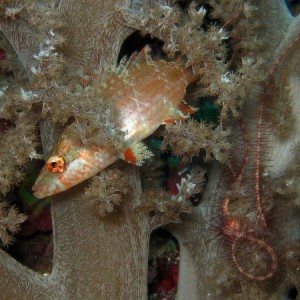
(32, 47, 196, 199)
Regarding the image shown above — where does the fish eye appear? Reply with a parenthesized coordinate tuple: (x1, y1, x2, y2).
(47, 155, 65, 173)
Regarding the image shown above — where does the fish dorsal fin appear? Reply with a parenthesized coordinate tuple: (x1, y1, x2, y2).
(163, 100, 198, 124)
(99, 45, 152, 88)
(117, 45, 152, 74)
(120, 141, 153, 166)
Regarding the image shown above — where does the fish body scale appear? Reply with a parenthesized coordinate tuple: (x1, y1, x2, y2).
(32, 56, 195, 198)
(117, 61, 193, 144)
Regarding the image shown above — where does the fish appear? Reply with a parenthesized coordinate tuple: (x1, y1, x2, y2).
(32, 46, 196, 198)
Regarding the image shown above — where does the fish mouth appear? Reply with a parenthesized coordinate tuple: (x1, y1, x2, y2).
(32, 182, 46, 199)
(32, 170, 68, 199)
(32, 170, 53, 199)
(33, 191, 45, 199)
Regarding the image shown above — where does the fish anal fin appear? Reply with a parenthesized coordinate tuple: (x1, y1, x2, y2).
(121, 141, 153, 166)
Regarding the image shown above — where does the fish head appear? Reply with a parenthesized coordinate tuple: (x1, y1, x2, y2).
(32, 165, 59, 199)
(32, 137, 96, 199)
(32, 135, 118, 199)
(32, 151, 88, 198)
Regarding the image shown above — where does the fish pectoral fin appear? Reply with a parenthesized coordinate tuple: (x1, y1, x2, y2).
(163, 100, 198, 124)
(120, 141, 153, 166)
